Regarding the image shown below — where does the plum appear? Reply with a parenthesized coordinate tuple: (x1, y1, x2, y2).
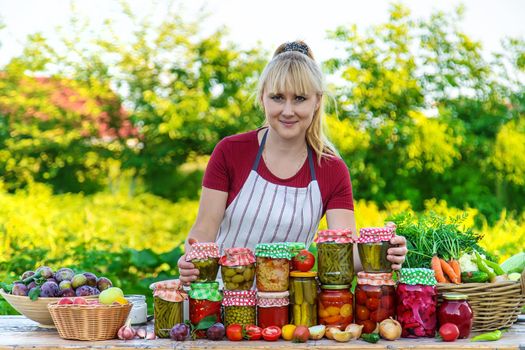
(206, 323, 225, 340)
(27, 281, 37, 290)
(12, 283, 28, 296)
(75, 285, 95, 297)
(71, 274, 87, 289)
(60, 288, 76, 297)
(21, 271, 35, 280)
(83, 272, 97, 287)
(170, 323, 189, 341)
(92, 288, 100, 295)
(55, 268, 74, 283)
(47, 278, 58, 284)
(96, 277, 112, 291)
(35, 266, 54, 279)
(40, 281, 60, 297)
(59, 280, 72, 290)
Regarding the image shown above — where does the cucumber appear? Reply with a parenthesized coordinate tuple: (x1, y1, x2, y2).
(500, 252, 525, 274)
(461, 271, 489, 283)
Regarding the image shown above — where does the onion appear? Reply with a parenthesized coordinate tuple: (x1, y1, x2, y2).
(378, 318, 402, 341)
(344, 324, 363, 339)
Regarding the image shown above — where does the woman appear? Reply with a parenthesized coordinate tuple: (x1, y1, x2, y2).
(178, 41, 407, 284)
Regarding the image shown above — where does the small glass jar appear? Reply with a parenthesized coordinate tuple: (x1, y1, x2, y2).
(255, 243, 291, 292)
(222, 290, 257, 327)
(289, 271, 318, 327)
(315, 230, 354, 285)
(318, 285, 353, 330)
(355, 272, 396, 334)
(189, 282, 222, 338)
(257, 291, 290, 329)
(396, 268, 438, 338)
(126, 294, 148, 325)
(220, 247, 256, 290)
(186, 242, 220, 283)
(357, 226, 395, 273)
(150, 280, 187, 338)
(438, 293, 473, 339)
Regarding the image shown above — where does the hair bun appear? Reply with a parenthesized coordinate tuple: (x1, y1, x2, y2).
(275, 41, 314, 60)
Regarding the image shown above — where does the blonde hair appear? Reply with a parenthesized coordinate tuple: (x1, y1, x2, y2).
(256, 41, 337, 163)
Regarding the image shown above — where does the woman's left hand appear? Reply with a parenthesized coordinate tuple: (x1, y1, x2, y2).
(387, 235, 408, 270)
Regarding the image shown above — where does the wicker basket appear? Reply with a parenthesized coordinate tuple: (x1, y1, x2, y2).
(48, 302, 132, 341)
(436, 270, 525, 332)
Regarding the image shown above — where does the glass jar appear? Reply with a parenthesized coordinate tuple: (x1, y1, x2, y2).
(289, 271, 318, 327)
(257, 291, 289, 329)
(222, 290, 256, 327)
(220, 247, 256, 290)
(150, 279, 187, 338)
(396, 268, 438, 338)
(357, 226, 395, 273)
(189, 282, 222, 338)
(355, 272, 396, 334)
(126, 294, 148, 325)
(438, 293, 473, 339)
(186, 242, 220, 283)
(287, 242, 306, 271)
(255, 243, 291, 292)
(318, 285, 353, 330)
(315, 230, 354, 285)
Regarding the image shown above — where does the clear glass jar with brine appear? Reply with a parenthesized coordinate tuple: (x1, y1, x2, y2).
(289, 271, 318, 327)
(219, 247, 256, 290)
(318, 284, 353, 330)
(185, 242, 220, 282)
(255, 243, 292, 292)
(357, 226, 395, 273)
(315, 230, 354, 285)
(150, 279, 187, 338)
(222, 290, 256, 327)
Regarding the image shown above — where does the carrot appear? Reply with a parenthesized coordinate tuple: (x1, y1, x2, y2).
(440, 258, 459, 284)
(431, 255, 446, 283)
(449, 259, 461, 283)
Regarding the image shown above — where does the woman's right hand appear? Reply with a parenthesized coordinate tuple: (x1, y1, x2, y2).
(178, 238, 200, 285)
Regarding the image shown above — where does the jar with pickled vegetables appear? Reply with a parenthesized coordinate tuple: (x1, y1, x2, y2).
(357, 226, 395, 273)
(396, 268, 438, 338)
(355, 272, 396, 334)
(315, 229, 354, 285)
(185, 242, 220, 282)
(318, 285, 353, 329)
(289, 271, 318, 327)
(189, 282, 222, 338)
(222, 290, 256, 327)
(255, 243, 292, 292)
(150, 279, 187, 338)
(257, 291, 290, 329)
(438, 293, 473, 339)
(219, 247, 256, 290)
(286, 242, 306, 271)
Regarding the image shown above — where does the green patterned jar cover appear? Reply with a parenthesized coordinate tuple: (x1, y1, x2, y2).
(189, 282, 222, 301)
(286, 242, 306, 257)
(399, 268, 437, 286)
(255, 243, 292, 259)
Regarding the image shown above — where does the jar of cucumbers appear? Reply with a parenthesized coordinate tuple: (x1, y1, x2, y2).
(222, 290, 257, 327)
(185, 242, 220, 282)
(315, 229, 354, 285)
(150, 279, 187, 338)
(289, 271, 318, 327)
(219, 247, 256, 290)
(357, 226, 395, 273)
(255, 243, 292, 292)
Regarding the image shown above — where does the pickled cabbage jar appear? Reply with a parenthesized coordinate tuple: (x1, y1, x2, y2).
(318, 285, 353, 330)
(287, 242, 306, 271)
(438, 293, 473, 339)
(186, 242, 220, 282)
(222, 290, 256, 327)
(220, 247, 256, 290)
(289, 271, 318, 327)
(396, 268, 438, 338)
(315, 229, 354, 285)
(357, 226, 395, 273)
(257, 291, 289, 329)
(189, 282, 222, 338)
(150, 279, 187, 338)
(355, 272, 396, 334)
(255, 243, 291, 292)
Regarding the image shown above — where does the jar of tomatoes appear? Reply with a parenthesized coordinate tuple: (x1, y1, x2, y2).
(355, 272, 396, 334)
(185, 242, 220, 283)
(255, 243, 291, 292)
(315, 229, 354, 285)
(357, 226, 395, 273)
(318, 284, 353, 330)
(189, 282, 222, 338)
(220, 247, 256, 290)
(289, 271, 318, 327)
(396, 268, 438, 337)
(257, 291, 290, 329)
(223, 290, 256, 327)
(150, 279, 187, 338)
(438, 293, 473, 339)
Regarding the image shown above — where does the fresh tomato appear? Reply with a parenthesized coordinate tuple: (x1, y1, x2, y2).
(439, 323, 459, 342)
(262, 326, 281, 341)
(226, 324, 243, 341)
(243, 324, 262, 340)
(292, 249, 315, 272)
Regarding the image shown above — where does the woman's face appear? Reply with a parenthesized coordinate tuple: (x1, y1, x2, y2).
(262, 89, 320, 141)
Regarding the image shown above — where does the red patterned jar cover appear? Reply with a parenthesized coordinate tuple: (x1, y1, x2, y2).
(219, 247, 256, 267)
(357, 226, 395, 243)
(185, 242, 220, 261)
(149, 279, 187, 302)
(314, 229, 354, 244)
(257, 291, 289, 308)
(357, 272, 395, 286)
(222, 290, 257, 307)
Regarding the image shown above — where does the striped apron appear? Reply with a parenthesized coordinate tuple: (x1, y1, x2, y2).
(216, 129, 323, 251)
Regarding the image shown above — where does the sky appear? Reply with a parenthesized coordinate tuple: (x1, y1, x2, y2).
(0, 0, 524, 66)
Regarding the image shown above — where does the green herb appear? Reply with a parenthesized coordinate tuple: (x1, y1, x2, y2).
(187, 315, 217, 340)
(28, 287, 41, 301)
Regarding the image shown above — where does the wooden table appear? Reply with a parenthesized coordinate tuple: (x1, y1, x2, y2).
(0, 316, 523, 350)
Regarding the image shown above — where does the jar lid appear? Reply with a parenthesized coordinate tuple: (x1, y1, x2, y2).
(189, 282, 222, 302)
(150, 279, 187, 302)
(399, 268, 437, 286)
(219, 247, 256, 266)
(222, 290, 257, 306)
(255, 243, 292, 259)
(443, 293, 468, 301)
(357, 226, 395, 243)
(357, 272, 395, 286)
(314, 229, 354, 244)
(185, 242, 220, 261)
(257, 291, 289, 307)
(290, 271, 317, 278)
(320, 284, 350, 290)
